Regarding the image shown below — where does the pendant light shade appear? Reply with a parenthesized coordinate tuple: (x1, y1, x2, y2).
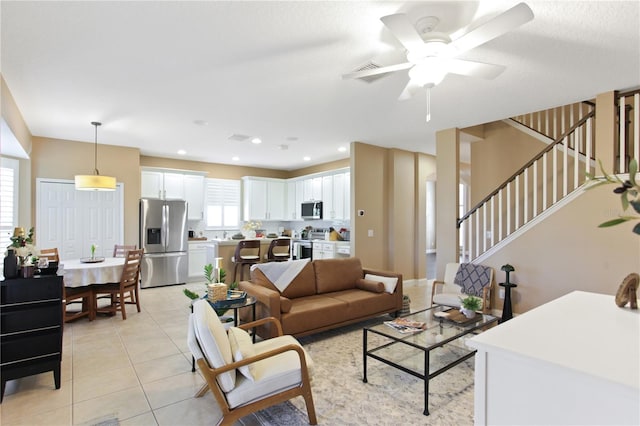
(75, 121, 116, 191)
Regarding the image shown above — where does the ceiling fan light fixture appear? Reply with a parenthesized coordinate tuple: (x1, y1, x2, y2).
(74, 121, 116, 191)
(408, 60, 447, 87)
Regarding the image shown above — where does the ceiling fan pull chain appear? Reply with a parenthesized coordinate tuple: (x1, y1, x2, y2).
(425, 86, 431, 122)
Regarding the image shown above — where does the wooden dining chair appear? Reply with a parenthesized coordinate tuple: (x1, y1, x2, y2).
(41, 248, 94, 322)
(93, 249, 143, 320)
(113, 244, 137, 258)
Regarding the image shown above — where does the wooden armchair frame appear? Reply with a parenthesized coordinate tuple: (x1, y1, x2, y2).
(193, 316, 317, 426)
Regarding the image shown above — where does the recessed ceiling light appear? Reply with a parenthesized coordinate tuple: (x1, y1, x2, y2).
(232, 156, 239, 161)
(303, 156, 311, 162)
(177, 149, 187, 155)
(193, 120, 208, 126)
(338, 146, 347, 152)
(251, 138, 262, 144)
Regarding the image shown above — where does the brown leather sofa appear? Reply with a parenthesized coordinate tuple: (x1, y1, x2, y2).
(239, 257, 403, 338)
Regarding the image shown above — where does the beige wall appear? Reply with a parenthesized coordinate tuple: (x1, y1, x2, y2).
(352, 142, 388, 269)
(470, 121, 546, 205)
(351, 142, 436, 281)
(31, 137, 141, 246)
(435, 129, 460, 276)
(481, 184, 640, 313)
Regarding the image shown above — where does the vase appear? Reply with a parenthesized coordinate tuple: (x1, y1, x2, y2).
(3, 250, 19, 279)
(243, 229, 256, 239)
(460, 308, 476, 319)
(21, 265, 35, 278)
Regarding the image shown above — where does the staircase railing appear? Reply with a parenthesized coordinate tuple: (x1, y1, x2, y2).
(457, 88, 638, 262)
(511, 101, 595, 143)
(458, 109, 595, 261)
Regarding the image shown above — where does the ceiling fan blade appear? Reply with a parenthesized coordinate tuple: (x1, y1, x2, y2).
(380, 13, 426, 52)
(398, 80, 423, 101)
(447, 2, 534, 55)
(342, 62, 413, 80)
(443, 58, 506, 79)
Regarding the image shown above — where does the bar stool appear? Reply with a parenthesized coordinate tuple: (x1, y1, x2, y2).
(232, 240, 261, 282)
(265, 238, 291, 262)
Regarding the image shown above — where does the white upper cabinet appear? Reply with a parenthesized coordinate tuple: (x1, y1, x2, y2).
(163, 172, 185, 199)
(141, 170, 164, 199)
(286, 179, 304, 221)
(242, 177, 286, 221)
(184, 175, 205, 220)
(141, 169, 205, 220)
(321, 172, 349, 220)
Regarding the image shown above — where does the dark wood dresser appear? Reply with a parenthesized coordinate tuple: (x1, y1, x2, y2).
(0, 275, 63, 402)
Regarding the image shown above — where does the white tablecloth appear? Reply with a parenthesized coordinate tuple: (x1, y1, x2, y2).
(58, 257, 125, 288)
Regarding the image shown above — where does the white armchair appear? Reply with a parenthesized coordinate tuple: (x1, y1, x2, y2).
(429, 262, 494, 313)
(188, 299, 317, 426)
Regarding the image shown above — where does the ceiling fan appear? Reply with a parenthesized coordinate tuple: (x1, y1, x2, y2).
(343, 2, 534, 121)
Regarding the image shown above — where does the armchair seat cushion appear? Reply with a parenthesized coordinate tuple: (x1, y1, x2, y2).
(433, 292, 485, 309)
(225, 335, 313, 409)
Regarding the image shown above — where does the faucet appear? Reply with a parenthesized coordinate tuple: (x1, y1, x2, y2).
(223, 231, 228, 239)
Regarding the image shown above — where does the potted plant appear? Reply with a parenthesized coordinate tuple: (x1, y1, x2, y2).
(183, 264, 237, 327)
(459, 295, 482, 318)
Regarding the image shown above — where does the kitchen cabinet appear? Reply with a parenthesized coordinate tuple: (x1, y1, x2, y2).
(184, 175, 205, 220)
(1, 275, 63, 402)
(286, 179, 304, 221)
(302, 177, 322, 201)
(141, 170, 205, 220)
(321, 172, 349, 220)
(242, 177, 286, 221)
(312, 241, 337, 259)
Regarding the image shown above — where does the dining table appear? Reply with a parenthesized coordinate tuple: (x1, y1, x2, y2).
(58, 257, 125, 287)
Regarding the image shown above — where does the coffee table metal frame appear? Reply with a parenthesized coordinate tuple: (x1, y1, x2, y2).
(362, 306, 498, 416)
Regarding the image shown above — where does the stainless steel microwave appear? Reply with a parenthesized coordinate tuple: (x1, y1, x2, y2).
(301, 201, 322, 220)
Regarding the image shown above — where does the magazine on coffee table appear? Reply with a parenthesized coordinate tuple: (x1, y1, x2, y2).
(384, 317, 427, 334)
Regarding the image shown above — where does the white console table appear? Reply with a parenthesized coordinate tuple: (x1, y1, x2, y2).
(467, 290, 639, 425)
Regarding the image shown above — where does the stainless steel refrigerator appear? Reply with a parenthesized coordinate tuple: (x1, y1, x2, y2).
(139, 198, 188, 288)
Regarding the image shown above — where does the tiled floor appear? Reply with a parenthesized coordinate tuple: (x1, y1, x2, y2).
(0, 281, 429, 425)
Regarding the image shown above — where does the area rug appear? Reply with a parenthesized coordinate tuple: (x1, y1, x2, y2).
(248, 317, 476, 425)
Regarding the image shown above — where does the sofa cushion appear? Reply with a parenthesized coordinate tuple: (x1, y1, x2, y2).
(192, 300, 236, 392)
(356, 278, 385, 293)
(228, 327, 260, 381)
(281, 295, 350, 335)
(364, 273, 398, 294)
(327, 289, 396, 318)
(250, 261, 317, 299)
(314, 258, 363, 294)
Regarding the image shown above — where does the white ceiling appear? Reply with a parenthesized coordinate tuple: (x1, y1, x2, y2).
(1, 1, 639, 170)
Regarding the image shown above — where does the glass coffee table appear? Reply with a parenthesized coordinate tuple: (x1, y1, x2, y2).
(363, 306, 499, 416)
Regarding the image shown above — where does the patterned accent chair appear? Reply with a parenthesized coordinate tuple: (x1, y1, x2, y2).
(429, 263, 494, 313)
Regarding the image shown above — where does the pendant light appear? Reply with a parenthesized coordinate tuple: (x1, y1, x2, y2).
(75, 121, 116, 191)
